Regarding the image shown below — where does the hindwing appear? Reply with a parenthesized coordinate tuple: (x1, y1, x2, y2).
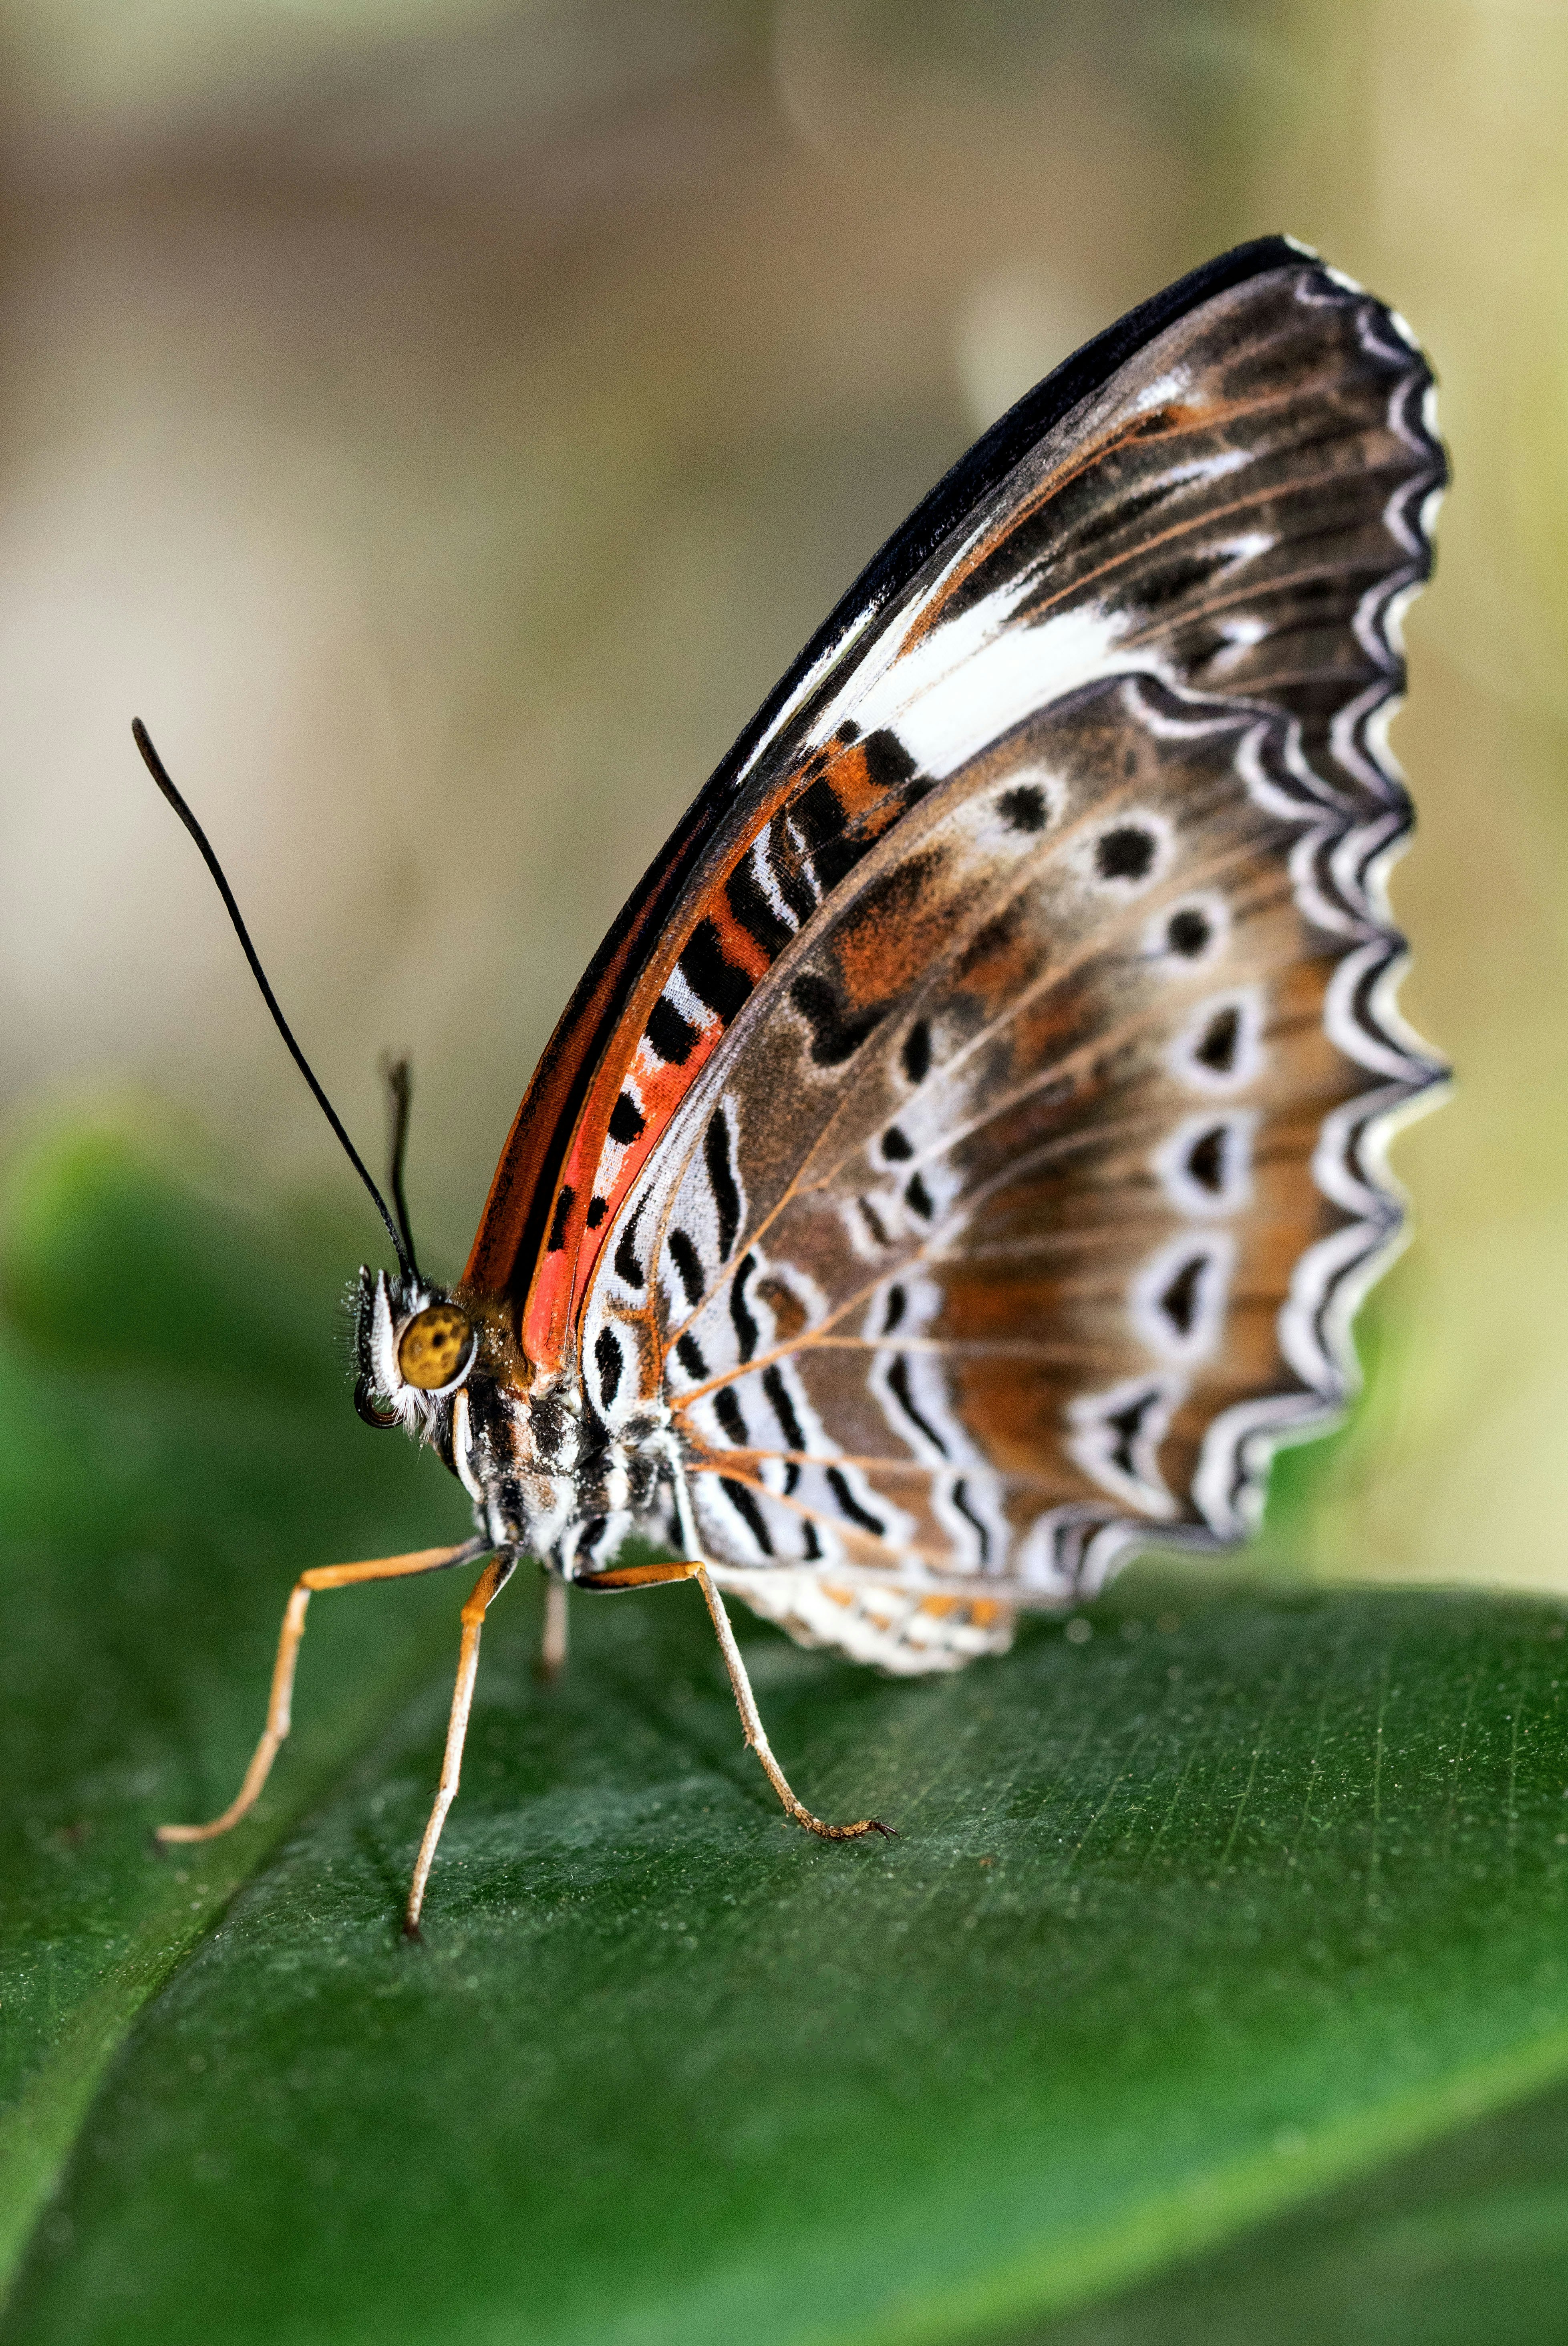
(469, 237, 1445, 1669)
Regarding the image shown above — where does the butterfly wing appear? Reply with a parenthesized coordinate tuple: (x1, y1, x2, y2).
(469, 237, 1445, 1666)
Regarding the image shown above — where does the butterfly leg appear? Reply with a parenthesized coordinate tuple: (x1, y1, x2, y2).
(157, 1539, 486, 1848)
(695, 1567, 893, 1844)
(535, 1576, 570, 1681)
(403, 1552, 518, 1938)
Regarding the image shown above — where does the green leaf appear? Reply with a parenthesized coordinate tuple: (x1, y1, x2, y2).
(1003, 2063, 1568, 2345)
(0, 1125, 472, 2284)
(4, 1125, 1568, 2346)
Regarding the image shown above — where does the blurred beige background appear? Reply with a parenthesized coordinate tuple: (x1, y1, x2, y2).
(1, 0, 1564, 1591)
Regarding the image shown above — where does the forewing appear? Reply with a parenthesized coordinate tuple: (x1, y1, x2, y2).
(493, 242, 1443, 1655)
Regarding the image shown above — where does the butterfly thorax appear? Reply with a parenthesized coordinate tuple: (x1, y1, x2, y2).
(351, 1267, 669, 1573)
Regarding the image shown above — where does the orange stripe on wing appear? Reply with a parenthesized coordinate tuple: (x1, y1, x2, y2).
(515, 736, 915, 1367)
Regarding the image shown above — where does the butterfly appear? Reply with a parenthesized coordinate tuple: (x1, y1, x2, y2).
(137, 233, 1445, 1934)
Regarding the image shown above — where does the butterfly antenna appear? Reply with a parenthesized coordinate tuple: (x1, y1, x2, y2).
(383, 1056, 422, 1281)
(131, 718, 415, 1283)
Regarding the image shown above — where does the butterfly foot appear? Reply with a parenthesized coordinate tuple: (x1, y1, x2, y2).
(155, 1809, 250, 1846)
(795, 1810, 897, 1842)
(770, 1781, 896, 1842)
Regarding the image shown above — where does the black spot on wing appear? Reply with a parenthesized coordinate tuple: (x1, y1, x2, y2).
(904, 1173, 934, 1220)
(726, 852, 793, 961)
(614, 1194, 648, 1290)
(861, 728, 917, 791)
(676, 1332, 707, 1381)
(1106, 1388, 1161, 1479)
(950, 1477, 990, 1565)
(585, 1195, 608, 1230)
(763, 1363, 807, 1452)
(790, 973, 887, 1068)
(881, 1125, 913, 1161)
(668, 1229, 704, 1309)
(1196, 1006, 1241, 1074)
(704, 1109, 742, 1262)
(594, 1328, 623, 1410)
(729, 1250, 759, 1363)
(713, 1387, 748, 1447)
(608, 1091, 646, 1147)
(1096, 825, 1157, 882)
(886, 1354, 948, 1458)
(1167, 908, 1212, 958)
(998, 783, 1048, 833)
(1186, 1126, 1227, 1193)
(902, 1019, 932, 1086)
(646, 994, 699, 1066)
(826, 1467, 885, 1538)
(680, 919, 754, 1024)
(722, 1477, 774, 1556)
(547, 1186, 575, 1253)
(1159, 1257, 1207, 1338)
(882, 1283, 906, 1335)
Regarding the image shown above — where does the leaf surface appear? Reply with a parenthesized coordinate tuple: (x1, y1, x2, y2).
(1009, 2063, 1568, 2344)
(2, 1129, 1567, 2345)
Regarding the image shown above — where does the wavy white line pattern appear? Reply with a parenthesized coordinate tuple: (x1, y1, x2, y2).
(545, 246, 1447, 1671)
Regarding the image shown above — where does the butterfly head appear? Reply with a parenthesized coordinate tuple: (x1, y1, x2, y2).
(352, 1267, 479, 1434)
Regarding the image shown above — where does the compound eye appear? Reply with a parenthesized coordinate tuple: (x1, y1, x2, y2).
(397, 1304, 475, 1393)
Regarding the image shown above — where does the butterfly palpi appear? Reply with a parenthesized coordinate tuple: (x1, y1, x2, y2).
(137, 234, 1446, 1934)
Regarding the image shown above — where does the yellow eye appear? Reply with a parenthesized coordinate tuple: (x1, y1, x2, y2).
(397, 1304, 473, 1392)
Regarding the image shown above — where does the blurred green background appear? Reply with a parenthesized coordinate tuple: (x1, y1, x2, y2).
(4, 0, 1564, 1600)
(4, 5, 1568, 2342)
